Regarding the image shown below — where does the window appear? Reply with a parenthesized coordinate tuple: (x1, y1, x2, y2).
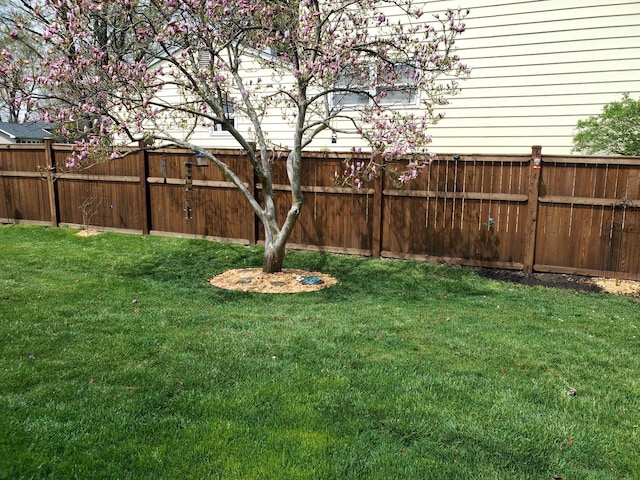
(198, 50, 212, 69)
(377, 63, 419, 107)
(331, 62, 419, 109)
(332, 68, 371, 108)
(210, 100, 235, 134)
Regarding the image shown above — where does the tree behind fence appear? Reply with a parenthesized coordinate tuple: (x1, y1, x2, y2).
(1, 142, 639, 280)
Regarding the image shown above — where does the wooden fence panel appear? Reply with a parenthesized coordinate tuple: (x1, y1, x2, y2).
(52, 146, 141, 176)
(2, 144, 639, 279)
(0, 145, 47, 170)
(259, 154, 374, 254)
(56, 178, 143, 230)
(147, 150, 199, 237)
(0, 176, 50, 224)
(146, 149, 255, 243)
(51, 146, 144, 231)
(285, 188, 374, 254)
(535, 157, 640, 279)
(0, 146, 51, 224)
(299, 155, 374, 254)
(381, 155, 529, 269)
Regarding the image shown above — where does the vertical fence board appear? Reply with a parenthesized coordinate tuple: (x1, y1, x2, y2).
(139, 146, 151, 235)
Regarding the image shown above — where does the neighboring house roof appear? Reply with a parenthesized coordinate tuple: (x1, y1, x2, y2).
(0, 122, 53, 144)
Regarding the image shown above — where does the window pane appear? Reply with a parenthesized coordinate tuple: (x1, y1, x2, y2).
(333, 91, 370, 107)
(213, 118, 234, 132)
(377, 87, 417, 106)
(333, 66, 371, 108)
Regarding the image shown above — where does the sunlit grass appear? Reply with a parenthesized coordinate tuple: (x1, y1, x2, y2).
(1, 224, 638, 479)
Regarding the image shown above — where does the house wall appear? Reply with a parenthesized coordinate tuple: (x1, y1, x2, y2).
(423, 0, 640, 155)
(153, 1, 640, 156)
(149, 53, 302, 150)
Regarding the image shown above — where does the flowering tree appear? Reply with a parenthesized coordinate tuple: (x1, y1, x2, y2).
(37, 0, 469, 273)
(0, 0, 46, 122)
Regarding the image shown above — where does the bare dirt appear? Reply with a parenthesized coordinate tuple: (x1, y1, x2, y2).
(209, 268, 338, 294)
(476, 268, 640, 300)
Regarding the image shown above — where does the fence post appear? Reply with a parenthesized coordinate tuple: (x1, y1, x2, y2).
(523, 145, 542, 274)
(43, 139, 59, 227)
(250, 155, 259, 245)
(371, 154, 384, 257)
(138, 142, 151, 235)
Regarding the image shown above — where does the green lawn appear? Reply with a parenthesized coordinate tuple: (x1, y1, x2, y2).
(1, 224, 638, 479)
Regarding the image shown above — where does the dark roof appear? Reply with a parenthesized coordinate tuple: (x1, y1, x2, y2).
(0, 122, 53, 141)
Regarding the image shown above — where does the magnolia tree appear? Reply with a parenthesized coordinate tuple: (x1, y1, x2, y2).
(37, 0, 469, 273)
(0, 0, 46, 122)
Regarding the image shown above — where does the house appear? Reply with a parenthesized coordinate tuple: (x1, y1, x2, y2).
(123, 1, 639, 158)
(424, 0, 640, 155)
(0, 122, 53, 145)
(162, 0, 639, 156)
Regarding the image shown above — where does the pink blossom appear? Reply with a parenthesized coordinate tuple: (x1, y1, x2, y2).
(34, 0, 468, 193)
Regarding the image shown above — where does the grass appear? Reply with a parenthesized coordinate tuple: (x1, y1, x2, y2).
(1, 224, 639, 479)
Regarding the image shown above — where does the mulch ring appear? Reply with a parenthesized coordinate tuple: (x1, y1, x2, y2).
(209, 268, 338, 293)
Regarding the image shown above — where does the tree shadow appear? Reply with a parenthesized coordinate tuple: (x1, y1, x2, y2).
(117, 239, 264, 289)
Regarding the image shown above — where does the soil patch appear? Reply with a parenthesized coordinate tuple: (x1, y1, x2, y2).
(209, 268, 338, 294)
(476, 268, 640, 300)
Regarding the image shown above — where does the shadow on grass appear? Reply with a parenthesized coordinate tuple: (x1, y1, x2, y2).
(286, 249, 497, 300)
(116, 238, 498, 303)
(116, 239, 263, 287)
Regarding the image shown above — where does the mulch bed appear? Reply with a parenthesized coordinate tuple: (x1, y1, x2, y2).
(209, 268, 338, 293)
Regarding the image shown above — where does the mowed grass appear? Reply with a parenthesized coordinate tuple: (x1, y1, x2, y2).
(1, 224, 639, 479)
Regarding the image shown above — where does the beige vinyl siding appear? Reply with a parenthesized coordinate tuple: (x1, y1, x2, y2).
(155, 1, 640, 156)
(146, 53, 299, 148)
(423, 0, 640, 154)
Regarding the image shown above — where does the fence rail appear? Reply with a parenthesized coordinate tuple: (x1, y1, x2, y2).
(1, 141, 639, 280)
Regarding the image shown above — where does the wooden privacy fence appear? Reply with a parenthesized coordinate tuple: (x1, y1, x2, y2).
(1, 141, 639, 280)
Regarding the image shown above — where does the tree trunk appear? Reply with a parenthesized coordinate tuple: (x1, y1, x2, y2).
(259, 149, 303, 274)
(263, 241, 286, 273)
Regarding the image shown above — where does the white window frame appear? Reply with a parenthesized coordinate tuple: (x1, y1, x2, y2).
(331, 62, 420, 110)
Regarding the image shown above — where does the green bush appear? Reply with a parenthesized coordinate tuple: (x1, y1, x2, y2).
(572, 93, 640, 156)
